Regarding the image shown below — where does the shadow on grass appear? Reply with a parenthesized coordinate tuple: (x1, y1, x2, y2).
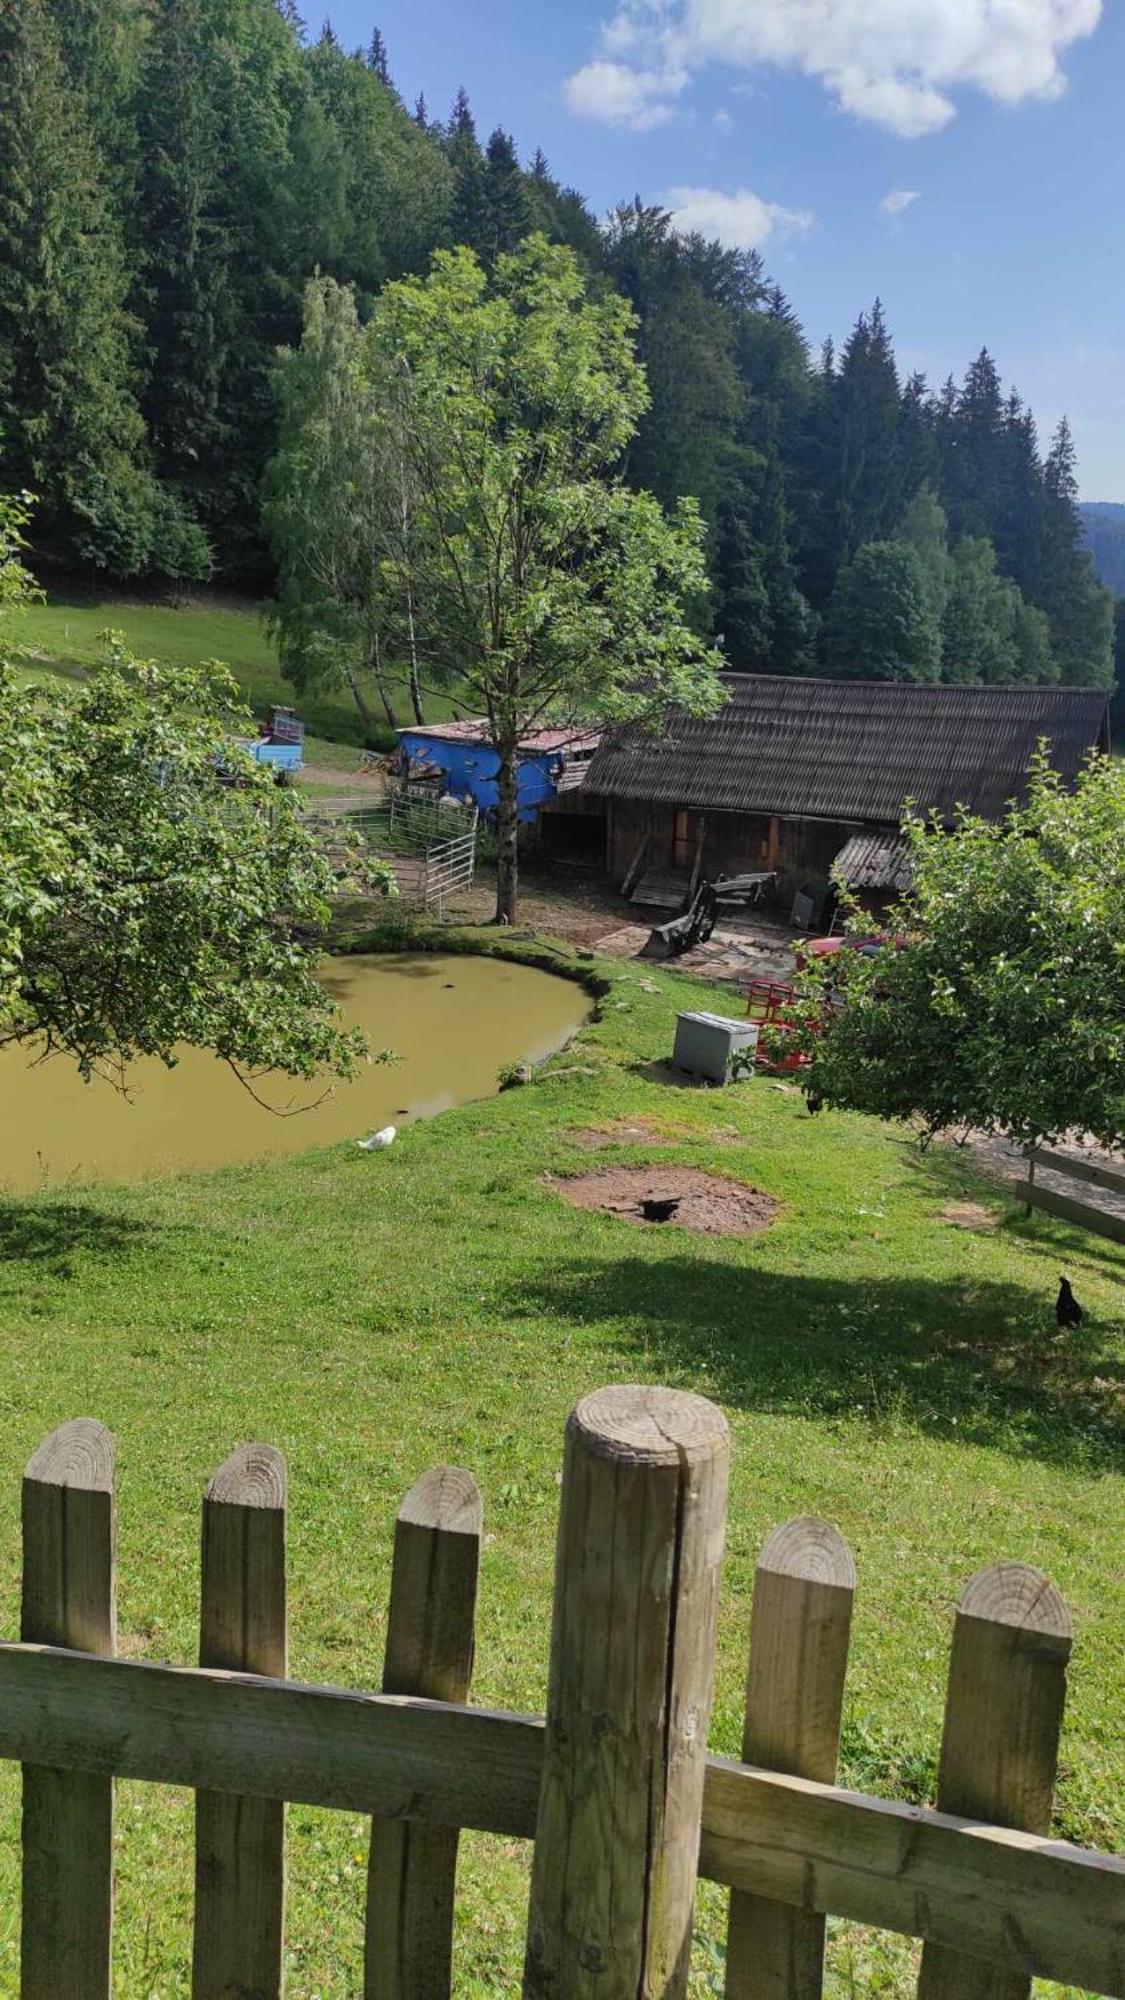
(0, 1201, 152, 1275)
(503, 1256, 1124, 1471)
(900, 1137, 1125, 1281)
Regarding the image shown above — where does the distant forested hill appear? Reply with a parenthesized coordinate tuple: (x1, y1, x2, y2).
(0, 0, 1114, 692)
(1079, 503, 1125, 596)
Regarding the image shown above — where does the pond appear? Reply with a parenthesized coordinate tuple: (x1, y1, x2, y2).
(0, 953, 590, 1193)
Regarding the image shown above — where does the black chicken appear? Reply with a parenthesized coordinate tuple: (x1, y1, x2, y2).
(1056, 1277, 1083, 1329)
(640, 1197, 681, 1224)
(805, 1091, 824, 1116)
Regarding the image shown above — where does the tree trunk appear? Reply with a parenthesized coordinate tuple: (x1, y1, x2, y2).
(495, 746, 520, 924)
(343, 657, 383, 736)
(367, 631, 399, 733)
(405, 587, 425, 725)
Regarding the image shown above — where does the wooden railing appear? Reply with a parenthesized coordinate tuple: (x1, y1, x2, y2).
(1016, 1144, 1125, 1244)
(7, 1392, 1124, 1998)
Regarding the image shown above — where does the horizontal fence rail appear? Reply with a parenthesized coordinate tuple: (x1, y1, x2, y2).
(5, 1398, 1124, 1998)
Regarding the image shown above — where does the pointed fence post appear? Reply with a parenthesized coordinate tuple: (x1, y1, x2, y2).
(524, 1384, 730, 1999)
(916, 1561, 1073, 2000)
(192, 1445, 288, 2000)
(364, 1466, 483, 2000)
(21, 1418, 117, 2000)
(724, 1517, 856, 2000)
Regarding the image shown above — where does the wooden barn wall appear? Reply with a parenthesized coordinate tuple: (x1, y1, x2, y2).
(606, 802, 866, 903)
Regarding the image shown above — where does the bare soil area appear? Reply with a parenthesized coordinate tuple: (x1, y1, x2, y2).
(546, 1164, 780, 1237)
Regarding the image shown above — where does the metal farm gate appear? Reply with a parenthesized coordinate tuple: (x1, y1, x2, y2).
(352, 787, 479, 918)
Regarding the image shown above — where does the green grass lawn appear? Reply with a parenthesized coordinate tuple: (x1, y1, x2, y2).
(0, 934, 1121, 1995)
(8, 590, 469, 753)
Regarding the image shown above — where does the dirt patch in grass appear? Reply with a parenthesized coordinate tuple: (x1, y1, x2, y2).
(547, 1164, 779, 1237)
(564, 1119, 743, 1151)
(940, 1200, 1000, 1231)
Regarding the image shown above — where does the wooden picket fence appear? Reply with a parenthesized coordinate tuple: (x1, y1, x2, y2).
(5, 1389, 1124, 1999)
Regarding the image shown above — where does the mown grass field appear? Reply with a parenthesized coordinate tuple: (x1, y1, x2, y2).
(0, 934, 1121, 1996)
(8, 591, 467, 770)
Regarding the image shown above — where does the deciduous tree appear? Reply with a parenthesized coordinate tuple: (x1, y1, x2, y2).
(0, 608, 388, 1081)
(366, 238, 724, 920)
(793, 753, 1125, 1152)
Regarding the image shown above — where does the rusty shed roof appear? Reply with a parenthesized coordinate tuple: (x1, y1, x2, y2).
(583, 676, 1110, 825)
(834, 832, 914, 890)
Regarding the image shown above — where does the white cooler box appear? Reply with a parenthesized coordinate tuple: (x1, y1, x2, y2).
(673, 1011, 759, 1083)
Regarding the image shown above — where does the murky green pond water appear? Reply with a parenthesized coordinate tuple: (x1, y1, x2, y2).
(0, 953, 589, 1192)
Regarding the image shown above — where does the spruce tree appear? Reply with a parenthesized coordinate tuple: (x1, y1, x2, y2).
(446, 88, 485, 250)
(479, 128, 534, 260)
(0, 0, 206, 575)
(366, 28, 390, 84)
(822, 302, 904, 572)
(1040, 419, 1115, 686)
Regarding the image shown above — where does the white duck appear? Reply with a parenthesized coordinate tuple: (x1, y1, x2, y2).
(357, 1125, 397, 1151)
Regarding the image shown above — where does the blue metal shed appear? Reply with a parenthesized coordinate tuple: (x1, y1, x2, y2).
(396, 721, 600, 823)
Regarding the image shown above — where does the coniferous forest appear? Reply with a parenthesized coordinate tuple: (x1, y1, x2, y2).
(0, 0, 1115, 691)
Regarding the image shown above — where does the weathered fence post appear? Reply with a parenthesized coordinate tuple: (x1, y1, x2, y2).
(192, 1445, 288, 2000)
(21, 1418, 117, 2000)
(365, 1465, 483, 2000)
(916, 1561, 1073, 2000)
(523, 1384, 730, 1999)
(724, 1517, 856, 2000)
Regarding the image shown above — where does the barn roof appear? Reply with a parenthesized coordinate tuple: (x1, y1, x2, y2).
(583, 676, 1110, 824)
(399, 719, 601, 756)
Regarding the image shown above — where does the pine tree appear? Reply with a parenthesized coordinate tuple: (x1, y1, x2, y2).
(947, 349, 1006, 542)
(479, 128, 533, 260)
(713, 503, 771, 669)
(0, 0, 207, 575)
(366, 27, 390, 84)
(822, 302, 904, 573)
(413, 91, 429, 129)
(446, 88, 485, 250)
(135, 0, 308, 569)
(1039, 419, 1115, 686)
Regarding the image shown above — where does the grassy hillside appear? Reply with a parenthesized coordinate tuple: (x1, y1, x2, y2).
(0, 932, 1119, 1995)
(7, 591, 468, 754)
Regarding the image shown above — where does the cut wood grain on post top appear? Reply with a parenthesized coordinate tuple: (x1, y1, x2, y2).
(725, 1516, 856, 2000)
(916, 1561, 1074, 2000)
(21, 1418, 117, 2000)
(524, 1384, 730, 2000)
(365, 1466, 483, 2000)
(193, 1445, 287, 2000)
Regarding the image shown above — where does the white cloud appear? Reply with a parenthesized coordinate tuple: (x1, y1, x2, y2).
(663, 184, 814, 249)
(565, 0, 1102, 138)
(564, 59, 684, 130)
(713, 106, 733, 129)
(880, 188, 921, 217)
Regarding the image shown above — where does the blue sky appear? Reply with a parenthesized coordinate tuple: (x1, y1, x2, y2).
(322, 0, 1124, 498)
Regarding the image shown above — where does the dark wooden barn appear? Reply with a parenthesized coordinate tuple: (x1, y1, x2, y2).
(548, 676, 1111, 918)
